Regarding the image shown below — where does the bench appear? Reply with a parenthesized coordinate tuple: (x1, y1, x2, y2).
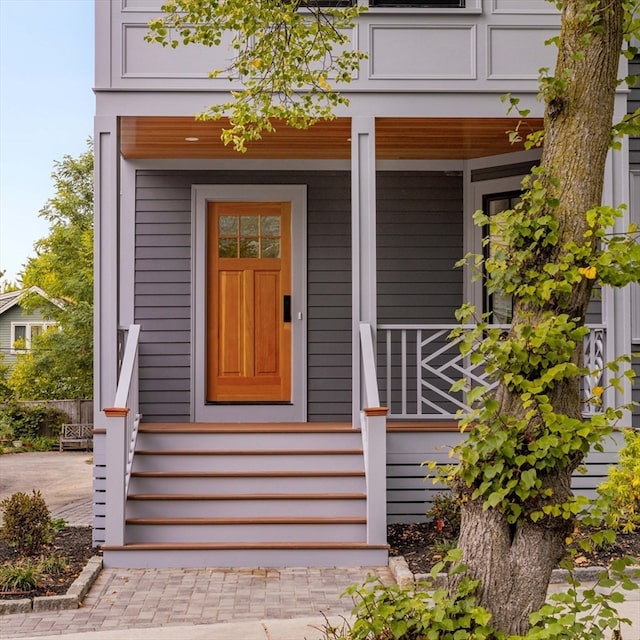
(59, 424, 93, 451)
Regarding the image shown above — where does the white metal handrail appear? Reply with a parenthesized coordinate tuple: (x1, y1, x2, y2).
(378, 323, 606, 420)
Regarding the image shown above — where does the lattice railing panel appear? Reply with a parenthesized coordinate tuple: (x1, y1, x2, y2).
(378, 324, 606, 420)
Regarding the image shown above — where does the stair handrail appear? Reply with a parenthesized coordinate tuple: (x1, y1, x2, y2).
(103, 324, 140, 547)
(360, 322, 381, 409)
(359, 323, 388, 546)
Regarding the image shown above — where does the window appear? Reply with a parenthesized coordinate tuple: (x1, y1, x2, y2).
(11, 322, 56, 353)
(369, 0, 464, 6)
(305, 0, 465, 6)
(303, 1, 355, 5)
(483, 191, 521, 324)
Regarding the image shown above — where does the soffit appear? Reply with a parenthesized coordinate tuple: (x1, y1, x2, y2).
(120, 116, 543, 161)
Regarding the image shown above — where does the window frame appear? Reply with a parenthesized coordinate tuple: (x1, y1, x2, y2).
(368, 0, 464, 7)
(481, 190, 523, 325)
(304, 0, 467, 6)
(11, 321, 57, 354)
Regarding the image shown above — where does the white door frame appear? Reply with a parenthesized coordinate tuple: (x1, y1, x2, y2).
(192, 184, 308, 422)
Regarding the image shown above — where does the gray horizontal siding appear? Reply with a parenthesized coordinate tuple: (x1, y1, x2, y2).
(0, 305, 54, 366)
(387, 429, 624, 524)
(376, 172, 464, 411)
(376, 172, 463, 325)
(134, 170, 489, 422)
(135, 169, 353, 422)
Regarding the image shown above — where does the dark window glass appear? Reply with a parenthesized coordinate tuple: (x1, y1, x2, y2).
(483, 191, 522, 325)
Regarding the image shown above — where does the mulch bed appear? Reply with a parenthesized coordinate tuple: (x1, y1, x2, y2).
(388, 521, 640, 575)
(0, 526, 96, 600)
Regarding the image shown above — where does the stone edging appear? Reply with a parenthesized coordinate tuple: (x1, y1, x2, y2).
(389, 556, 640, 589)
(0, 556, 102, 616)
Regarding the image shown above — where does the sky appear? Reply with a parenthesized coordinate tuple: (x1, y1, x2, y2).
(0, 0, 95, 285)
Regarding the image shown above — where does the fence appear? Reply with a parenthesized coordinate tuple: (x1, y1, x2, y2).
(14, 399, 93, 424)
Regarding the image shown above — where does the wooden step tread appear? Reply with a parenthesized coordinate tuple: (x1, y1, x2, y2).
(128, 492, 366, 501)
(102, 541, 389, 551)
(135, 449, 363, 456)
(126, 516, 366, 525)
(131, 470, 365, 478)
(140, 422, 356, 433)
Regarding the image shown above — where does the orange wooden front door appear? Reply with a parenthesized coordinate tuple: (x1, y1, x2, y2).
(207, 202, 292, 402)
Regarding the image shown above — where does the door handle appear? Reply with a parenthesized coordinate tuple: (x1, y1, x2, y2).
(283, 295, 291, 323)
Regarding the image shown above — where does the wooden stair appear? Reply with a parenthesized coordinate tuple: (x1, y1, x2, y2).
(101, 423, 388, 568)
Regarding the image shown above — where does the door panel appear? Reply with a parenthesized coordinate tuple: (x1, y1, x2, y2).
(207, 202, 291, 402)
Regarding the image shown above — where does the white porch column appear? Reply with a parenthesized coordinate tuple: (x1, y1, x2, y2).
(351, 117, 378, 426)
(94, 116, 120, 424)
(602, 141, 633, 425)
(94, 116, 125, 546)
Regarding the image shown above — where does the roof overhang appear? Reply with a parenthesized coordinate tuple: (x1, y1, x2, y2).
(120, 116, 544, 161)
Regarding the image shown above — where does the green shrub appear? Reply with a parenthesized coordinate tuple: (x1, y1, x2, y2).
(0, 561, 41, 592)
(425, 492, 461, 540)
(38, 552, 69, 575)
(597, 428, 640, 533)
(0, 411, 14, 442)
(27, 436, 58, 451)
(0, 490, 55, 556)
(319, 552, 495, 640)
(0, 402, 66, 441)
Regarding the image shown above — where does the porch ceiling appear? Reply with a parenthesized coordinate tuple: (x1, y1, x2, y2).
(120, 116, 543, 161)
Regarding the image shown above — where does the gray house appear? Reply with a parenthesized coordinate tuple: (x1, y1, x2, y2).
(94, 0, 638, 568)
(0, 287, 59, 367)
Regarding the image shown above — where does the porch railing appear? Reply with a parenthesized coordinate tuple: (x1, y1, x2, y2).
(104, 324, 140, 547)
(359, 323, 387, 546)
(378, 323, 606, 421)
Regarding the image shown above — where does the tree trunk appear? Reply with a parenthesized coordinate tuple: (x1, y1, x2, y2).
(454, 1, 624, 635)
(457, 475, 574, 635)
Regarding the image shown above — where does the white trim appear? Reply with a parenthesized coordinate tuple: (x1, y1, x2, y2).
(464, 148, 542, 312)
(468, 173, 527, 313)
(119, 159, 137, 326)
(352, 117, 377, 426)
(124, 158, 465, 172)
(94, 117, 121, 428)
(0, 286, 65, 315)
(631, 170, 640, 344)
(601, 146, 632, 423)
(192, 184, 307, 423)
(10, 321, 57, 353)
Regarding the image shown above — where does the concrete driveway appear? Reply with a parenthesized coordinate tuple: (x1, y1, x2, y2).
(0, 451, 93, 525)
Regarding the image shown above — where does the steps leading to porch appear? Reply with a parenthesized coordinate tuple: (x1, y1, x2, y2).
(101, 423, 388, 568)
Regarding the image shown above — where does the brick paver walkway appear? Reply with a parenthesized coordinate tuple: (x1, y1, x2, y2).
(0, 565, 394, 638)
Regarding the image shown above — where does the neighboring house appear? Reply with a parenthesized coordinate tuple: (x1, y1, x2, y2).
(0, 287, 60, 367)
(93, 0, 637, 568)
